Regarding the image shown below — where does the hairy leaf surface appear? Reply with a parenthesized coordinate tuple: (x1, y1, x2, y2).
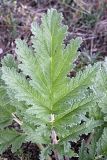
(1, 9, 100, 157)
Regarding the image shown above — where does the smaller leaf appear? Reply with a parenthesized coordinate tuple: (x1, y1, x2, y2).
(97, 127, 107, 156)
(0, 129, 26, 154)
(59, 120, 103, 144)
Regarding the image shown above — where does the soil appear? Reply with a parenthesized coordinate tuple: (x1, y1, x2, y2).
(2, 143, 40, 160)
(0, 0, 107, 159)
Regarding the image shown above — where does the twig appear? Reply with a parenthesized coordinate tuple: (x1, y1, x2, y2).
(86, 132, 94, 145)
(12, 113, 23, 126)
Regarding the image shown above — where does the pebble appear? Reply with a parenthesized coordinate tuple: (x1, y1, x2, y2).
(0, 48, 3, 54)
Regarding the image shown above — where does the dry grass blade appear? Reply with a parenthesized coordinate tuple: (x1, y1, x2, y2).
(74, 0, 93, 13)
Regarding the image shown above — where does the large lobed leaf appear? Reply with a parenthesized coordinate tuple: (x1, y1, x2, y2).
(1, 9, 101, 157)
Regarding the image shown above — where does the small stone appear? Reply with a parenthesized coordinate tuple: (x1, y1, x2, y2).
(0, 48, 3, 54)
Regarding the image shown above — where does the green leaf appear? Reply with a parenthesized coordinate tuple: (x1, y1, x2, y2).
(2, 54, 18, 69)
(0, 129, 26, 153)
(54, 95, 96, 127)
(40, 146, 52, 160)
(97, 127, 107, 156)
(53, 64, 98, 109)
(93, 59, 107, 157)
(0, 72, 15, 129)
(59, 120, 103, 144)
(79, 140, 89, 160)
(1, 8, 100, 158)
(1, 67, 50, 112)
